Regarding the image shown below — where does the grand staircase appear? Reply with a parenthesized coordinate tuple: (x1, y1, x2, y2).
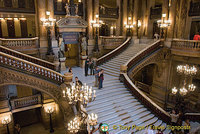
(86, 41, 171, 134)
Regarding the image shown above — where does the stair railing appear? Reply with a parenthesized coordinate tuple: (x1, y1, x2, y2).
(0, 45, 55, 70)
(120, 40, 171, 123)
(96, 37, 131, 65)
(0, 52, 63, 84)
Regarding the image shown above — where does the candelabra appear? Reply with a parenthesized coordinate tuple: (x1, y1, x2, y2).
(88, 113, 98, 126)
(2, 115, 11, 134)
(124, 17, 134, 37)
(68, 117, 80, 133)
(90, 14, 104, 52)
(63, 83, 96, 107)
(40, 11, 56, 55)
(45, 106, 55, 133)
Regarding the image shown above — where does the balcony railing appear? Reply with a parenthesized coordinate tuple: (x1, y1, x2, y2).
(99, 5, 119, 19)
(101, 36, 125, 50)
(10, 94, 41, 110)
(0, 37, 39, 54)
(171, 39, 200, 57)
(150, 6, 162, 19)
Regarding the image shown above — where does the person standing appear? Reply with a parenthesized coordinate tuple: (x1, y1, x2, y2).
(14, 123, 21, 134)
(85, 58, 89, 76)
(170, 109, 179, 126)
(94, 67, 100, 87)
(89, 58, 94, 75)
(68, 67, 72, 73)
(183, 119, 190, 134)
(193, 32, 200, 40)
(75, 77, 83, 88)
(99, 69, 104, 89)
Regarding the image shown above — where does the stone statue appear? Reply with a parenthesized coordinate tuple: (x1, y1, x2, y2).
(81, 37, 87, 51)
(75, 4, 79, 16)
(58, 38, 65, 58)
(65, 3, 70, 16)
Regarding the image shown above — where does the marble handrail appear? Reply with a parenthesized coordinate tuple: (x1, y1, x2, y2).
(97, 37, 131, 65)
(0, 52, 63, 84)
(0, 45, 55, 70)
(101, 36, 125, 49)
(185, 113, 200, 122)
(121, 73, 170, 123)
(120, 40, 171, 123)
(172, 39, 200, 50)
(10, 94, 41, 109)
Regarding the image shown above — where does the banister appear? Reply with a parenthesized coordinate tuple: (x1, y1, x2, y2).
(0, 37, 39, 41)
(125, 39, 161, 70)
(0, 52, 63, 84)
(121, 73, 171, 123)
(97, 37, 131, 65)
(0, 45, 55, 70)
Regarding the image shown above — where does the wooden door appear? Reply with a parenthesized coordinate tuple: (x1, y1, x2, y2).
(20, 20, 28, 37)
(7, 20, 15, 38)
(65, 44, 79, 67)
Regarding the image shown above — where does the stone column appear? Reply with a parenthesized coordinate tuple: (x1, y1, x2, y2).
(37, 0, 48, 59)
(122, 0, 128, 36)
(146, 0, 155, 38)
(133, 0, 139, 37)
(116, 0, 122, 36)
(14, 19, 21, 37)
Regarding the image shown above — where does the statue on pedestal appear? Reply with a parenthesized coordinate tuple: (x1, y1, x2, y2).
(75, 4, 79, 16)
(81, 37, 87, 55)
(58, 38, 65, 58)
(65, 3, 70, 16)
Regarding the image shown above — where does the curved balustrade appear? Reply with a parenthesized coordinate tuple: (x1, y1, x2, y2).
(97, 37, 131, 65)
(126, 40, 161, 70)
(0, 45, 55, 70)
(171, 39, 200, 57)
(120, 40, 171, 123)
(0, 52, 63, 84)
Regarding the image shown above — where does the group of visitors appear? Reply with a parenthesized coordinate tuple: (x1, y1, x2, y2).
(85, 58, 104, 89)
(84, 58, 94, 76)
(169, 109, 191, 134)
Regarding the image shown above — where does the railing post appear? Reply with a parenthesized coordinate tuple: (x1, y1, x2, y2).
(120, 65, 127, 73)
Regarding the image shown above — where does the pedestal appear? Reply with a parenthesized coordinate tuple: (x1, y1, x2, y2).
(63, 72, 73, 85)
(59, 57, 66, 71)
(53, 59, 60, 72)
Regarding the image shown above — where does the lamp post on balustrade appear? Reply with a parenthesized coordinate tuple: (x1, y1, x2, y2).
(40, 11, 56, 56)
(45, 106, 55, 133)
(90, 14, 104, 52)
(1, 114, 12, 134)
(157, 14, 171, 39)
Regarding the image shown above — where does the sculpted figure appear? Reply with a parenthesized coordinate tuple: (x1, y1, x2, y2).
(58, 38, 65, 58)
(65, 3, 70, 16)
(81, 37, 87, 51)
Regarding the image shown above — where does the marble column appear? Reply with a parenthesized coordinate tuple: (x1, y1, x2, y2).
(146, 0, 155, 38)
(87, 0, 93, 40)
(133, 0, 139, 37)
(122, 0, 128, 36)
(37, 0, 48, 59)
(116, 0, 122, 36)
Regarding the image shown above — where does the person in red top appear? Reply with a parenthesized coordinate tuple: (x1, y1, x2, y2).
(193, 32, 200, 40)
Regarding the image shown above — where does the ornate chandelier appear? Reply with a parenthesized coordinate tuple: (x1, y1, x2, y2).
(177, 64, 197, 75)
(68, 117, 80, 133)
(88, 113, 98, 126)
(63, 83, 96, 106)
(172, 64, 197, 96)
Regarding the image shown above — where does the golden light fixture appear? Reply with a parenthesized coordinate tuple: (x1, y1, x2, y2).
(88, 113, 98, 126)
(68, 117, 80, 133)
(157, 13, 171, 28)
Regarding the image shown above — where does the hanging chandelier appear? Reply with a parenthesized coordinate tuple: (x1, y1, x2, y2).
(68, 117, 80, 133)
(63, 83, 96, 106)
(172, 64, 198, 96)
(88, 113, 98, 126)
(177, 64, 197, 75)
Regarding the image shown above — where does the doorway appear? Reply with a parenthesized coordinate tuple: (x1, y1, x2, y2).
(7, 20, 15, 38)
(65, 44, 79, 67)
